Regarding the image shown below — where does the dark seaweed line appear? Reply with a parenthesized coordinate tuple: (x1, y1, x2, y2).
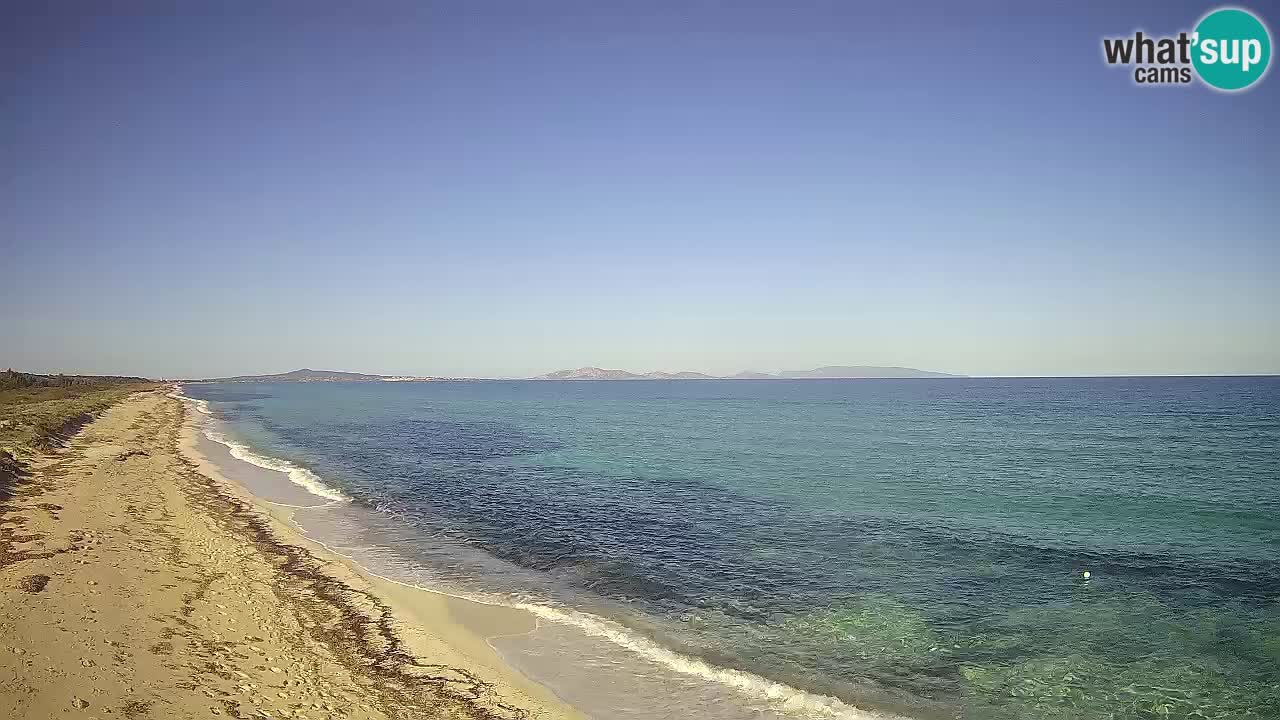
(164, 396, 533, 720)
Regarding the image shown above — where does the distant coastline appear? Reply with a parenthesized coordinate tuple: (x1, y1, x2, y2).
(183, 365, 966, 383)
(532, 365, 964, 380)
(187, 368, 448, 383)
(51, 367, 1279, 385)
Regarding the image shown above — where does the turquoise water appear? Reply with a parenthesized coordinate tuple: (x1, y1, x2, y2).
(182, 378, 1280, 719)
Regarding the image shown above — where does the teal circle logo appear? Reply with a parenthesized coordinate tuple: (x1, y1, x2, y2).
(1192, 8, 1272, 91)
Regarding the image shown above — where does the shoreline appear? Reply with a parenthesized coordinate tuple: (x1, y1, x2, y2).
(0, 388, 583, 720)
(174, 393, 585, 719)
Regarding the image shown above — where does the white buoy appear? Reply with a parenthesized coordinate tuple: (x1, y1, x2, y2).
(1083, 571, 1091, 579)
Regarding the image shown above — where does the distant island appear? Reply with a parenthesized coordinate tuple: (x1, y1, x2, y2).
(776, 365, 963, 379)
(190, 368, 442, 383)
(531, 365, 964, 380)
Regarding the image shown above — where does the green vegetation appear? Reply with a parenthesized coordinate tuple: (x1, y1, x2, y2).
(0, 370, 156, 478)
(0, 368, 149, 392)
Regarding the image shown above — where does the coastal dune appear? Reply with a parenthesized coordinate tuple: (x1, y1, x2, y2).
(0, 390, 580, 720)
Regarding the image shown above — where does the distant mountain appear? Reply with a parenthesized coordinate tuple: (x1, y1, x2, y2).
(532, 365, 962, 380)
(776, 365, 962, 379)
(196, 368, 435, 383)
(532, 367, 644, 380)
(642, 370, 719, 380)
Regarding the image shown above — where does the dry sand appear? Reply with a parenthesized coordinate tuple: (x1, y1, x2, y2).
(0, 389, 584, 720)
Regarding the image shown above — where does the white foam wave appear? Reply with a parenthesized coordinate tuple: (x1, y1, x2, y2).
(168, 387, 211, 415)
(294, 533, 895, 720)
(169, 387, 349, 503)
(202, 427, 350, 503)
(511, 602, 900, 720)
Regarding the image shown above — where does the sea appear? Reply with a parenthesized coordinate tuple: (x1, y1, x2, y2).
(178, 377, 1280, 720)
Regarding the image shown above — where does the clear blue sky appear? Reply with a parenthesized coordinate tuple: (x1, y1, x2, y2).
(3, 1, 1277, 378)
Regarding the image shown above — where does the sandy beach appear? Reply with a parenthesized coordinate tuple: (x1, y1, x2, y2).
(0, 389, 583, 720)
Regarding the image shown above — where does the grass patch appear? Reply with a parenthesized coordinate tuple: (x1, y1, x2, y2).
(0, 370, 158, 471)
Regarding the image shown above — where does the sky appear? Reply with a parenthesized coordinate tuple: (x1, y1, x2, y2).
(2, 1, 1277, 379)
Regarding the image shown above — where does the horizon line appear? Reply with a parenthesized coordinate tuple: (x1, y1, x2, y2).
(9, 367, 1280, 382)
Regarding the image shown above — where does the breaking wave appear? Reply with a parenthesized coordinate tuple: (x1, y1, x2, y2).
(172, 387, 349, 503)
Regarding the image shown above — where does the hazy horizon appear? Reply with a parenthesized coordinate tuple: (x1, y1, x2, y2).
(4, 2, 1277, 379)
(9, 364, 1280, 382)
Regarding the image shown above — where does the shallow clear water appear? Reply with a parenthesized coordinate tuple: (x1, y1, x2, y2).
(181, 378, 1280, 719)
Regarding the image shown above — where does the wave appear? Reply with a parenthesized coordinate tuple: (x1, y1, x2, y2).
(511, 602, 901, 720)
(296, 528, 901, 720)
(168, 388, 212, 415)
(202, 427, 351, 503)
(172, 388, 350, 503)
